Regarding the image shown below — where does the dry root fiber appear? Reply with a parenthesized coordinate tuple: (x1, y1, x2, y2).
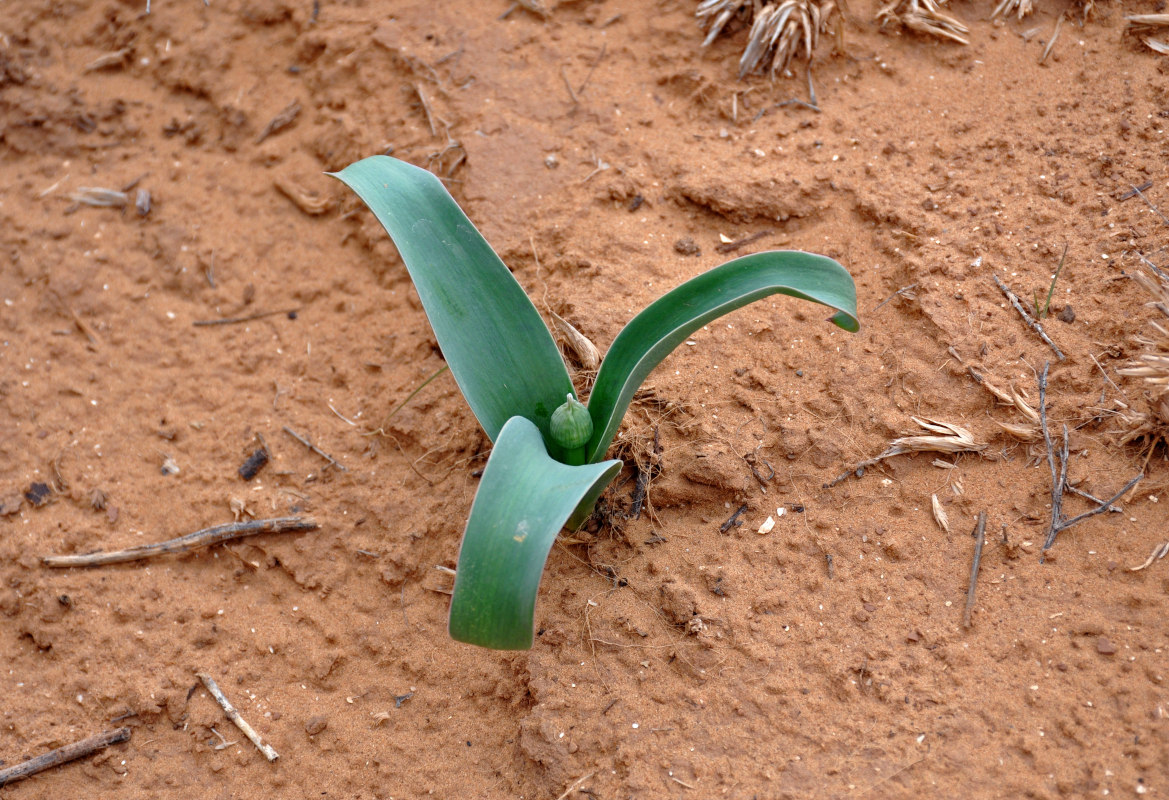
(1116, 269, 1169, 448)
(876, 0, 969, 45)
(697, 0, 838, 78)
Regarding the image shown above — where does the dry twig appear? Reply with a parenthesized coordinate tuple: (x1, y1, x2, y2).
(1129, 541, 1169, 571)
(962, 511, 987, 628)
(193, 307, 300, 326)
(256, 100, 301, 144)
(283, 426, 347, 471)
(197, 673, 279, 761)
(992, 273, 1065, 360)
(0, 728, 130, 788)
(1037, 362, 1142, 552)
(42, 517, 318, 567)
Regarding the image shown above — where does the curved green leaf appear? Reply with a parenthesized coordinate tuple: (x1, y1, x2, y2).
(585, 251, 858, 463)
(331, 156, 572, 443)
(449, 416, 621, 649)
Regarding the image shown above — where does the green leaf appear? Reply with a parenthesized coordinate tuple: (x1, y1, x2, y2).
(331, 156, 573, 443)
(449, 416, 621, 649)
(585, 251, 858, 463)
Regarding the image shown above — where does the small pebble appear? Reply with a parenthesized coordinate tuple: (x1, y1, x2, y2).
(1096, 637, 1117, 655)
(305, 715, 328, 735)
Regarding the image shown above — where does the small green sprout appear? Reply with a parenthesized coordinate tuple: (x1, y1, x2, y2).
(1034, 242, 1069, 320)
(333, 156, 859, 650)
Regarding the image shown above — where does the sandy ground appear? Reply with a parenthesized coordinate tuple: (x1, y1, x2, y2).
(2, 0, 1168, 797)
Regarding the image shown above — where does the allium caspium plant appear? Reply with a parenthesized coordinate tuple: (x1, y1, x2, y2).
(334, 156, 858, 649)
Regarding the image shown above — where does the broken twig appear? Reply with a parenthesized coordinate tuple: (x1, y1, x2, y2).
(962, 511, 986, 628)
(197, 673, 279, 761)
(1037, 362, 1142, 551)
(993, 273, 1065, 360)
(283, 426, 346, 471)
(0, 727, 130, 788)
(716, 230, 772, 254)
(42, 517, 318, 567)
(192, 308, 299, 326)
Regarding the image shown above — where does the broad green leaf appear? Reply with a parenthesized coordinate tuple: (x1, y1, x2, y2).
(585, 251, 858, 463)
(449, 416, 621, 649)
(331, 156, 573, 443)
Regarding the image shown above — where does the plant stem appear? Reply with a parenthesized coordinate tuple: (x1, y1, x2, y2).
(1042, 242, 1069, 319)
(561, 446, 587, 467)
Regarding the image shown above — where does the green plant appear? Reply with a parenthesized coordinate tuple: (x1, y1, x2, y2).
(1033, 242, 1069, 320)
(333, 156, 859, 650)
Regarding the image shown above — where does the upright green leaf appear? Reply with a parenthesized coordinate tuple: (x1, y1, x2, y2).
(585, 251, 858, 463)
(449, 416, 621, 649)
(331, 156, 573, 443)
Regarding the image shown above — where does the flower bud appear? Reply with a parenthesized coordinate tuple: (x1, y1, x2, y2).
(550, 394, 593, 450)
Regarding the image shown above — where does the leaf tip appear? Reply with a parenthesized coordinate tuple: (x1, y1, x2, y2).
(831, 310, 860, 333)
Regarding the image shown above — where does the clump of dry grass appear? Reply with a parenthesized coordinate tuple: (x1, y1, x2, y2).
(697, 0, 838, 78)
(876, 0, 969, 45)
(1116, 269, 1169, 449)
(1126, 14, 1169, 55)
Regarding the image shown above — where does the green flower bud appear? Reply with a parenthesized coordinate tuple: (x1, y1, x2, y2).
(550, 393, 593, 451)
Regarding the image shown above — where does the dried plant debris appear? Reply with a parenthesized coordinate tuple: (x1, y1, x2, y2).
(995, 0, 1099, 23)
(1126, 14, 1169, 55)
(885, 417, 987, 457)
(697, 0, 838, 78)
(1130, 540, 1169, 571)
(826, 417, 987, 487)
(991, 0, 1033, 20)
(876, 0, 969, 45)
(516, 0, 550, 17)
(68, 187, 129, 208)
(549, 312, 601, 372)
(982, 378, 1041, 441)
(1117, 269, 1169, 448)
(931, 493, 950, 532)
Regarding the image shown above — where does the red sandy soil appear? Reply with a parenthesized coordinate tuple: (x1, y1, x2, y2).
(2, 0, 1168, 797)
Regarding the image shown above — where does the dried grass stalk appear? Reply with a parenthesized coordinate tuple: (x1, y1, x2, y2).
(698, 0, 837, 77)
(1126, 14, 1169, 55)
(1117, 269, 1169, 445)
(876, 0, 970, 45)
